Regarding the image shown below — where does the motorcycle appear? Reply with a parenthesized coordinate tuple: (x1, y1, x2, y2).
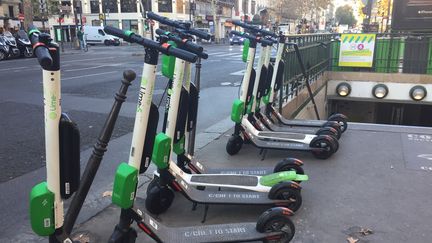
(2, 31, 20, 58)
(15, 30, 33, 58)
(0, 36, 10, 61)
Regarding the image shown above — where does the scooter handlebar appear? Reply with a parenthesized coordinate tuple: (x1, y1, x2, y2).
(231, 20, 277, 38)
(231, 31, 273, 46)
(28, 26, 53, 69)
(156, 29, 203, 54)
(147, 11, 211, 40)
(165, 44, 198, 63)
(105, 26, 197, 63)
(186, 28, 211, 41)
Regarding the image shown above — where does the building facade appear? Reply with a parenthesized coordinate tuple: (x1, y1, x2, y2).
(46, 0, 269, 43)
(0, 0, 22, 32)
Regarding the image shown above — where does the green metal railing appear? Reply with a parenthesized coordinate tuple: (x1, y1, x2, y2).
(279, 32, 432, 105)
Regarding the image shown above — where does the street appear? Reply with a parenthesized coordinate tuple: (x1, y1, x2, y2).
(0, 43, 251, 240)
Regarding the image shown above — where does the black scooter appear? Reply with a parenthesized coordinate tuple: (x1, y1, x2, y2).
(0, 36, 9, 61)
(2, 32, 20, 58)
(15, 30, 33, 58)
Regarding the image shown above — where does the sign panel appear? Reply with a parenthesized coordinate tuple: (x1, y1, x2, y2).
(392, 0, 432, 31)
(339, 34, 376, 67)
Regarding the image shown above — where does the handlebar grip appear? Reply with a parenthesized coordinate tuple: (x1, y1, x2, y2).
(166, 45, 198, 63)
(260, 38, 274, 46)
(199, 52, 208, 60)
(34, 45, 53, 68)
(147, 11, 182, 28)
(156, 29, 204, 54)
(187, 29, 211, 40)
(232, 20, 249, 29)
(104, 26, 131, 40)
(259, 29, 277, 38)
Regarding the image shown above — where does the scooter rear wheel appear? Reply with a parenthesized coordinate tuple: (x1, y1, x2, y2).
(323, 121, 342, 135)
(145, 185, 175, 215)
(226, 134, 243, 155)
(268, 183, 302, 212)
(310, 136, 337, 159)
(256, 207, 295, 242)
(328, 113, 348, 133)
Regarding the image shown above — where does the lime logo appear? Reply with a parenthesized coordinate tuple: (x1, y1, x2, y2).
(141, 77, 148, 86)
(49, 94, 57, 119)
(49, 112, 56, 119)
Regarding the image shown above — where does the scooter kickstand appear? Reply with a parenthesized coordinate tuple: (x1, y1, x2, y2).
(261, 149, 268, 160)
(201, 204, 209, 223)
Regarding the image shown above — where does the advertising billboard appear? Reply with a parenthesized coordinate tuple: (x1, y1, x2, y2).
(392, 0, 432, 31)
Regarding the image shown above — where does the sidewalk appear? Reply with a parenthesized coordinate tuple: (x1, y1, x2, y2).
(69, 123, 432, 242)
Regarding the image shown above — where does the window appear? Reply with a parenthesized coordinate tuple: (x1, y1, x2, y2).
(8, 6, 14, 18)
(122, 19, 138, 33)
(102, 0, 118, 13)
(158, 0, 172, 13)
(98, 29, 105, 35)
(121, 0, 137, 12)
(90, 0, 100, 13)
(105, 20, 119, 28)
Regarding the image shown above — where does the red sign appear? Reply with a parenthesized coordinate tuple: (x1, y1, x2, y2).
(18, 13, 25, 21)
(58, 18, 64, 23)
(82, 16, 87, 24)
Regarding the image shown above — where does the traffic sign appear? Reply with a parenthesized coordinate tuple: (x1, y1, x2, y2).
(18, 13, 25, 21)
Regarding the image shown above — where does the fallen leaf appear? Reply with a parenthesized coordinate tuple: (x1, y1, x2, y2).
(102, 191, 112, 197)
(360, 228, 373, 235)
(347, 236, 359, 243)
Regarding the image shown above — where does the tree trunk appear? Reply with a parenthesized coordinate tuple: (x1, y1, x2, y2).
(23, 0, 34, 30)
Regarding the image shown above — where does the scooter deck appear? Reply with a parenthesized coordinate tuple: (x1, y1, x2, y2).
(174, 174, 288, 205)
(270, 106, 327, 127)
(190, 158, 273, 175)
(137, 208, 282, 242)
(190, 174, 258, 186)
(260, 112, 322, 134)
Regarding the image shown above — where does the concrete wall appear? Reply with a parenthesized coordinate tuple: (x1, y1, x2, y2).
(280, 73, 329, 120)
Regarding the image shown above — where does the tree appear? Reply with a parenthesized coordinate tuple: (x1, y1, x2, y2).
(335, 5, 357, 27)
(269, 0, 332, 23)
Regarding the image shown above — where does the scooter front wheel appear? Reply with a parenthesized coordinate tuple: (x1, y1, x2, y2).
(268, 183, 302, 212)
(226, 134, 243, 155)
(310, 136, 337, 159)
(256, 207, 295, 242)
(145, 185, 175, 215)
(274, 158, 305, 184)
(316, 126, 340, 140)
(328, 113, 348, 133)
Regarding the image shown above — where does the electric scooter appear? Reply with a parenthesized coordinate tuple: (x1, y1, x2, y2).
(226, 26, 339, 159)
(15, 30, 34, 57)
(230, 23, 342, 139)
(105, 27, 297, 243)
(261, 33, 349, 133)
(28, 26, 136, 242)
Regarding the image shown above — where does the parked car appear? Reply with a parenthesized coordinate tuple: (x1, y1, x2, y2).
(230, 35, 244, 45)
(84, 26, 120, 46)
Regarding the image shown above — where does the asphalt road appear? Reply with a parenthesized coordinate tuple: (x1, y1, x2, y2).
(0, 43, 249, 182)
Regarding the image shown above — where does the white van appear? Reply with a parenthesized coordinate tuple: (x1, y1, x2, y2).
(84, 26, 120, 46)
